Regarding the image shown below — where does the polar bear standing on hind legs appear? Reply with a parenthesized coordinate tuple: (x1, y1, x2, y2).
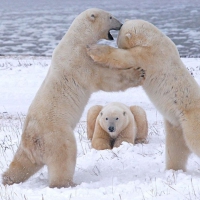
(2, 11, 145, 188)
(87, 19, 200, 172)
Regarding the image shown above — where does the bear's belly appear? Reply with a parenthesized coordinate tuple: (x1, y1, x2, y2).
(143, 84, 185, 126)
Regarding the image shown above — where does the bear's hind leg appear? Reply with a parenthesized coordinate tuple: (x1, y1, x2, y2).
(46, 132, 77, 188)
(2, 147, 43, 185)
(181, 110, 200, 158)
(165, 120, 191, 171)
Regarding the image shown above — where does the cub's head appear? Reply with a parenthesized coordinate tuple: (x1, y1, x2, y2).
(77, 8, 122, 41)
(117, 19, 163, 49)
(99, 104, 129, 139)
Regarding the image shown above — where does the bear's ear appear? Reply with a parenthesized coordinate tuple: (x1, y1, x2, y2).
(123, 111, 126, 116)
(125, 32, 132, 39)
(89, 13, 97, 22)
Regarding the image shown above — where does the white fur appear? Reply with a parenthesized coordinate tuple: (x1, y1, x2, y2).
(86, 19, 200, 172)
(2, 10, 145, 188)
(87, 102, 148, 150)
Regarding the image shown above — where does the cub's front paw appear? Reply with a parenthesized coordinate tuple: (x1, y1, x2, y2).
(135, 138, 148, 144)
(92, 139, 112, 150)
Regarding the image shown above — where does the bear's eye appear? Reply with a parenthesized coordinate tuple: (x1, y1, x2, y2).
(106, 118, 108, 120)
(110, 16, 112, 19)
(116, 118, 118, 120)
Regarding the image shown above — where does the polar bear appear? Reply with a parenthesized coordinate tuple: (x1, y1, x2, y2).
(86, 19, 200, 172)
(87, 102, 148, 150)
(2, 11, 145, 188)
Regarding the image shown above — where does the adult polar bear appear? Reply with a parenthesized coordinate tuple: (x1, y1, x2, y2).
(2, 11, 144, 188)
(87, 19, 200, 172)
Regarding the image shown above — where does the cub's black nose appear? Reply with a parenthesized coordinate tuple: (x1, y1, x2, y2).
(108, 126, 115, 132)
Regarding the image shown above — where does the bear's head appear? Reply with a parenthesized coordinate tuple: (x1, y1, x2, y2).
(76, 8, 122, 41)
(99, 104, 129, 139)
(117, 19, 163, 49)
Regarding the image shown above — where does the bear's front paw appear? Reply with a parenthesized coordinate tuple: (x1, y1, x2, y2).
(135, 138, 148, 144)
(136, 67, 145, 78)
(126, 67, 146, 86)
(131, 67, 146, 85)
(92, 139, 112, 150)
(137, 67, 146, 85)
(86, 44, 109, 64)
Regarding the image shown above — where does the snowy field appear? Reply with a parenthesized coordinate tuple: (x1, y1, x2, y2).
(1, 1, 200, 199)
(0, 56, 200, 200)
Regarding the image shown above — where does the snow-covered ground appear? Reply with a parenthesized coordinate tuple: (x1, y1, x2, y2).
(0, 56, 200, 200)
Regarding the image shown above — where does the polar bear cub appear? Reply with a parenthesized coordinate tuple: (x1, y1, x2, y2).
(87, 102, 148, 150)
(2, 11, 145, 188)
(87, 19, 200, 172)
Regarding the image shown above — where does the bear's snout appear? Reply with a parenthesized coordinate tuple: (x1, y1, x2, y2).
(108, 126, 115, 132)
(111, 23, 123, 31)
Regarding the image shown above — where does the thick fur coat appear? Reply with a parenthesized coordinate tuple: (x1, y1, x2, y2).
(87, 102, 148, 150)
(2, 12, 145, 188)
(87, 19, 200, 171)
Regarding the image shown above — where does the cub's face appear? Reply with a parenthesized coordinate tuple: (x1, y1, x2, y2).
(99, 107, 128, 139)
(85, 8, 122, 40)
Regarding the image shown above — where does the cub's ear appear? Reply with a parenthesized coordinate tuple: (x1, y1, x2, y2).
(125, 32, 131, 39)
(89, 13, 97, 22)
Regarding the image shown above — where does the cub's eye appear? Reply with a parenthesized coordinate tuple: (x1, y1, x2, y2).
(110, 16, 112, 19)
(106, 118, 108, 120)
(116, 118, 118, 120)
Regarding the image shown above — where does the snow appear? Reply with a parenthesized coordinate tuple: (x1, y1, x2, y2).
(0, 56, 200, 199)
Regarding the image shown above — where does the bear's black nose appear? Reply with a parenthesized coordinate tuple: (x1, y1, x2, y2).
(108, 126, 115, 132)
